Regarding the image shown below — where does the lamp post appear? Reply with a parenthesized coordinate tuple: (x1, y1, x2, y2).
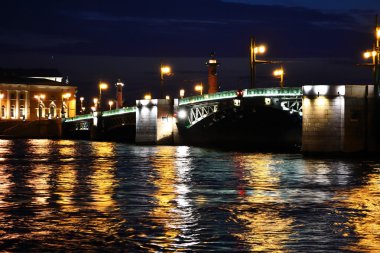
(160, 64, 171, 99)
(362, 15, 380, 90)
(179, 89, 185, 99)
(93, 98, 99, 111)
(273, 67, 285, 88)
(250, 36, 269, 89)
(108, 100, 114, 110)
(98, 82, 108, 111)
(0, 93, 3, 119)
(195, 83, 203, 95)
(359, 15, 380, 151)
(80, 97, 84, 114)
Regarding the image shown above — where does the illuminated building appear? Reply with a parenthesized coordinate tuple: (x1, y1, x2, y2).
(0, 69, 77, 120)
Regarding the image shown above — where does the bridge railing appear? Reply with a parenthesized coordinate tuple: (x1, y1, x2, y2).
(63, 106, 137, 122)
(63, 114, 93, 122)
(179, 87, 302, 105)
(179, 90, 238, 105)
(245, 87, 302, 97)
(102, 106, 136, 117)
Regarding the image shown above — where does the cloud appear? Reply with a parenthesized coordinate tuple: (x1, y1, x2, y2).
(222, 0, 380, 11)
(0, 0, 375, 58)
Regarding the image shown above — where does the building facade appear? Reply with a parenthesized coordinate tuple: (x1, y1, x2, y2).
(0, 74, 77, 121)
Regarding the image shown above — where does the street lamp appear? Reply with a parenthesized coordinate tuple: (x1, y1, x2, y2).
(179, 89, 185, 99)
(273, 67, 285, 88)
(195, 83, 203, 95)
(160, 64, 172, 99)
(108, 100, 114, 110)
(80, 97, 84, 114)
(250, 36, 272, 89)
(98, 82, 108, 111)
(93, 98, 98, 111)
(144, 94, 152, 100)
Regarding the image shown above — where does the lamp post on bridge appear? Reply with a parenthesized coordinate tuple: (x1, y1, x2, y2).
(250, 36, 272, 89)
(179, 89, 185, 99)
(80, 97, 84, 114)
(273, 66, 285, 88)
(108, 100, 114, 110)
(195, 83, 203, 95)
(98, 82, 108, 111)
(160, 64, 172, 99)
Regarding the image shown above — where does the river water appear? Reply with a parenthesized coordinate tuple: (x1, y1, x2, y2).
(0, 139, 379, 252)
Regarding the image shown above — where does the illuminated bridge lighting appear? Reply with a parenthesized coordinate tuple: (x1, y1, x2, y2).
(179, 87, 302, 105)
(63, 114, 93, 122)
(64, 107, 136, 122)
(102, 107, 136, 117)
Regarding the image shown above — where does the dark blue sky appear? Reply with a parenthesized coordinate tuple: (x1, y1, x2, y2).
(1, 0, 380, 102)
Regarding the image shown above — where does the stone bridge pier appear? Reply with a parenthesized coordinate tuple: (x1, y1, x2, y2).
(135, 99, 181, 145)
(302, 85, 376, 153)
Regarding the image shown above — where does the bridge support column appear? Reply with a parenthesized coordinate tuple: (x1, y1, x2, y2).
(302, 85, 375, 153)
(90, 112, 103, 140)
(135, 99, 179, 145)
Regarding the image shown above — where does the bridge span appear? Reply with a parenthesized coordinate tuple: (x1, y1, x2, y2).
(62, 84, 378, 153)
(63, 87, 302, 149)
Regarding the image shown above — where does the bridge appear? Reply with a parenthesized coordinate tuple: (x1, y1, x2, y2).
(62, 87, 303, 148)
(62, 84, 379, 153)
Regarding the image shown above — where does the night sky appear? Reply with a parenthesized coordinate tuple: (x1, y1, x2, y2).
(1, 0, 380, 104)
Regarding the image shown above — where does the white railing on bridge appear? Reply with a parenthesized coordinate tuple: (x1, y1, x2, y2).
(63, 114, 93, 123)
(179, 87, 302, 105)
(102, 107, 136, 117)
(64, 106, 136, 122)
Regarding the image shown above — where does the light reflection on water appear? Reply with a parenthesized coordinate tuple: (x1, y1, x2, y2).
(0, 139, 379, 252)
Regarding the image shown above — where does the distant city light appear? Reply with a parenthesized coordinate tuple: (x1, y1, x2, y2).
(144, 94, 152, 100)
(165, 95, 170, 100)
